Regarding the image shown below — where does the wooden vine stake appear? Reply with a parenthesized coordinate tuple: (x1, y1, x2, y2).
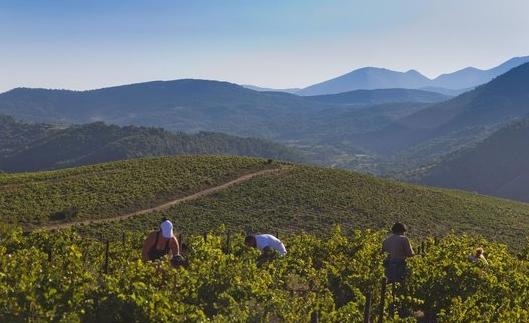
(310, 310, 319, 323)
(363, 290, 372, 323)
(377, 277, 387, 323)
(226, 231, 231, 254)
(104, 240, 110, 274)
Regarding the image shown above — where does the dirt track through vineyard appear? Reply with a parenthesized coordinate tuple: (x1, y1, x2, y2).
(38, 167, 284, 231)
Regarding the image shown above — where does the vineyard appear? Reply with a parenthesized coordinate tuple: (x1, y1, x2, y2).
(1, 224, 529, 322)
(0, 156, 274, 227)
(3, 156, 529, 321)
(71, 163, 529, 248)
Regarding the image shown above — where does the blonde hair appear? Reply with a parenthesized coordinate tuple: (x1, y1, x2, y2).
(475, 247, 484, 255)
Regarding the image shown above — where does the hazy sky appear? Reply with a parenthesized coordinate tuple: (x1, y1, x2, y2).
(1, 0, 529, 92)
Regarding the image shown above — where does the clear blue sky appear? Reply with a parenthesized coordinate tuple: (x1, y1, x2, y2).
(1, 0, 528, 92)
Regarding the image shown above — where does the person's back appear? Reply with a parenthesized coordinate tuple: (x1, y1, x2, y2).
(245, 234, 287, 256)
(382, 234, 414, 260)
(382, 222, 414, 284)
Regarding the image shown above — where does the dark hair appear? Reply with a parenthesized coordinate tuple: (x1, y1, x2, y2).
(244, 234, 255, 243)
(245, 235, 256, 246)
(391, 222, 407, 234)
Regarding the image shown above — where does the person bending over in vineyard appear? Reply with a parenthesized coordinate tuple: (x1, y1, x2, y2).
(469, 247, 489, 266)
(142, 219, 184, 267)
(245, 234, 287, 257)
(382, 222, 415, 284)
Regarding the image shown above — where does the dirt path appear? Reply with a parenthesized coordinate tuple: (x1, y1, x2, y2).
(38, 167, 284, 231)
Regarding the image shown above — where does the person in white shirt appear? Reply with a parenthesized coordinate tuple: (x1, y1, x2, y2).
(245, 234, 287, 256)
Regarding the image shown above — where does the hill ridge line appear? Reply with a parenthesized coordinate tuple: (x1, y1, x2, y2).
(37, 167, 284, 231)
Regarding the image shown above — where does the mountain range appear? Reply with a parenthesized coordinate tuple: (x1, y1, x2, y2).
(354, 62, 529, 156)
(296, 56, 529, 95)
(3, 57, 529, 203)
(0, 82, 447, 169)
(0, 116, 303, 172)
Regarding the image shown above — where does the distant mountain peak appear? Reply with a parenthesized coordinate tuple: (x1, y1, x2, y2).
(405, 69, 423, 75)
(298, 56, 529, 95)
(297, 67, 431, 95)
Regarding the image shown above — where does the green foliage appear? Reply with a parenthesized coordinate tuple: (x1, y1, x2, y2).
(0, 155, 273, 226)
(75, 163, 529, 249)
(2, 227, 529, 321)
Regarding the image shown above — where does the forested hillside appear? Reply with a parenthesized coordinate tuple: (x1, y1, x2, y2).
(0, 114, 59, 157)
(417, 118, 529, 202)
(303, 88, 449, 105)
(0, 116, 302, 172)
(0, 81, 447, 172)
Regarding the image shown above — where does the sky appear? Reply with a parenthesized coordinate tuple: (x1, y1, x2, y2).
(1, 0, 529, 92)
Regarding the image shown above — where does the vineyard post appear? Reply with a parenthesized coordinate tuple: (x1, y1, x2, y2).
(434, 237, 439, 245)
(104, 240, 110, 274)
(388, 283, 396, 317)
(203, 232, 207, 242)
(226, 231, 231, 254)
(122, 232, 125, 246)
(377, 277, 387, 323)
(310, 310, 319, 323)
(48, 248, 53, 262)
(276, 231, 279, 239)
(178, 233, 183, 248)
(363, 290, 372, 323)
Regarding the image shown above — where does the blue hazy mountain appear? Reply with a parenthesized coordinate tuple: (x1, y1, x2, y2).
(431, 56, 529, 89)
(0, 79, 442, 141)
(297, 56, 529, 95)
(297, 67, 431, 95)
(355, 62, 529, 154)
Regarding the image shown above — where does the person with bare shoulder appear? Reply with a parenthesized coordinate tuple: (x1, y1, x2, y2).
(142, 219, 184, 267)
(382, 222, 415, 283)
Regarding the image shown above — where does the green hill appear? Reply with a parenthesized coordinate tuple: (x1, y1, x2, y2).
(0, 116, 303, 172)
(417, 118, 529, 202)
(0, 156, 274, 227)
(3, 156, 529, 248)
(76, 163, 529, 248)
